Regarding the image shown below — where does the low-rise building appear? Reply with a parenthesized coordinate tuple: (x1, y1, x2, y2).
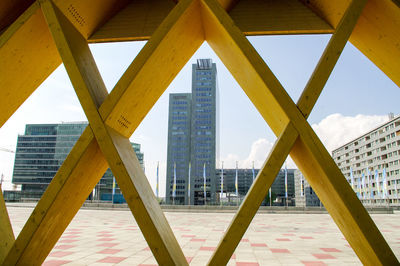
(294, 169, 321, 207)
(216, 168, 295, 206)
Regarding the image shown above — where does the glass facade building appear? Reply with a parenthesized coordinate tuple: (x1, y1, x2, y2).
(11, 122, 143, 201)
(166, 59, 218, 205)
(216, 168, 295, 206)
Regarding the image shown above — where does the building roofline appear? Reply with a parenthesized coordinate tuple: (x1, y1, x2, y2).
(332, 115, 400, 153)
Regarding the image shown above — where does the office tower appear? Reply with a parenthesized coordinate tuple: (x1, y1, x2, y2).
(332, 115, 400, 207)
(166, 93, 192, 205)
(10, 122, 143, 201)
(166, 59, 218, 205)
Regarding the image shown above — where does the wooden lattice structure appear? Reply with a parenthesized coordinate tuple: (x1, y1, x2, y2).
(1, 0, 399, 265)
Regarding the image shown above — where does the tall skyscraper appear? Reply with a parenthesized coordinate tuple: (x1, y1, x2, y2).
(166, 93, 192, 205)
(166, 59, 218, 205)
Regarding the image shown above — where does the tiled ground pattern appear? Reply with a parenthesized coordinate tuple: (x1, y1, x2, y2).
(6, 207, 400, 265)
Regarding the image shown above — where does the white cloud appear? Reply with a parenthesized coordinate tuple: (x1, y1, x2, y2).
(221, 138, 295, 169)
(242, 138, 274, 168)
(311, 113, 388, 153)
(61, 104, 84, 114)
(219, 113, 389, 172)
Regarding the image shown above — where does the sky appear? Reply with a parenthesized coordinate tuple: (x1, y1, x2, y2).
(0, 34, 399, 197)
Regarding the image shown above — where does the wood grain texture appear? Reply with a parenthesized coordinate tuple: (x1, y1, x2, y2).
(43, 1, 189, 263)
(209, 0, 369, 263)
(3, 128, 109, 265)
(0, 184, 14, 264)
(101, 0, 204, 137)
(201, 0, 398, 264)
(300, 0, 400, 87)
(0, 2, 60, 128)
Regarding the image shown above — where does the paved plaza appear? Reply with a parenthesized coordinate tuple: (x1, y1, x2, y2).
(6, 207, 400, 265)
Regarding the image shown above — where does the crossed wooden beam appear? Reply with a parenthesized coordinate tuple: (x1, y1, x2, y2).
(0, 0, 398, 265)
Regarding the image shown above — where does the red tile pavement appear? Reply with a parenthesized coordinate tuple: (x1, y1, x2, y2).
(97, 238, 116, 241)
(231, 254, 236, 259)
(276, 238, 291, 241)
(54, 245, 75, 250)
(58, 239, 78, 243)
(97, 248, 122, 254)
(270, 248, 290, 253)
(42, 260, 71, 266)
(48, 251, 74, 258)
(250, 243, 268, 247)
(191, 238, 206, 242)
(186, 257, 193, 263)
(97, 256, 128, 263)
(241, 238, 249, 242)
(301, 261, 327, 266)
(182, 234, 196, 237)
(98, 234, 113, 237)
(300, 236, 314, 239)
(61, 235, 79, 238)
(312, 254, 336, 259)
(97, 243, 119, 247)
(199, 246, 216, 251)
(283, 233, 295, 236)
(142, 247, 151, 251)
(236, 262, 259, 266)
(64, 231, 80, 235)
(320, 248, 341, 252)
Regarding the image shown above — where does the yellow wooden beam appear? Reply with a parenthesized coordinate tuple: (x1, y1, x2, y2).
(0, 2, 60, 128)
(1, 0, 398, 127)
(41, 1, 188, 264)
(3, 129, 109, 265)
(100, 0, 204, 137)
(200, 0, 398, 264)
(4, 0, 203, 264)
(229, 0, 333, 36)
(0, 0, 131, 128)
(300, 0, 400, 87)
(0, 0, 35, 32)
(89, 0, 333, 43)
(0, 0, 398, 265)
(0, 184, 14, 263)
(89, 0, 176, 43)
(51, 0, 130, 39)
(209, 123, 299, 265)
(296, 0, 368, 118)
(208, 0, 368, 263)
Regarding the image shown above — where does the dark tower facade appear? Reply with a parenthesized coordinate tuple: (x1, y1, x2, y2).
(166, 59, 218, 205)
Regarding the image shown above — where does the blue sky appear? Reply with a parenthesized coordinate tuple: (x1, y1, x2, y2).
(0, 35, 399, 196)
